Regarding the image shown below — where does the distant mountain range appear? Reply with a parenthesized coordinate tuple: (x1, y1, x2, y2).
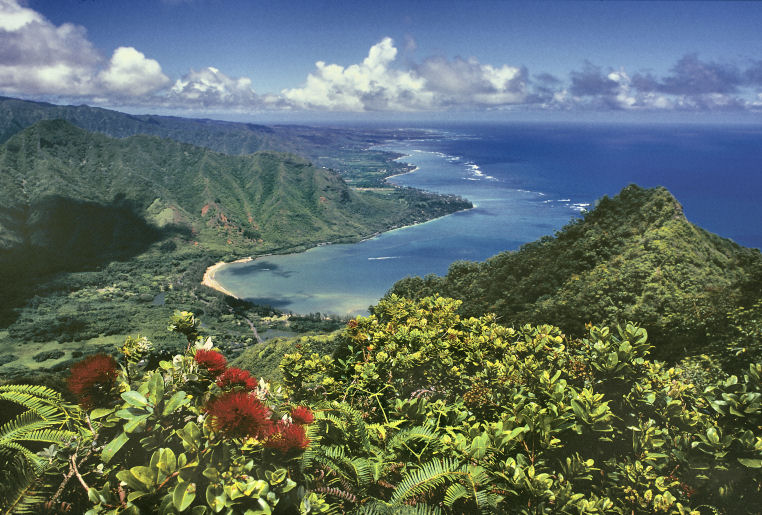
(0, 96, 415, 182)
(0, 117, 469, 282)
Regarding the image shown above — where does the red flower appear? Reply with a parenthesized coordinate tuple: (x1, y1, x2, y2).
(194, 349, 227, 377)
(67, 354, 119, 409)
(216, 367, 257, 391)
(265, 423, 310, 455)
(290, 406, 314, 425)
(205, 391, 272, 439)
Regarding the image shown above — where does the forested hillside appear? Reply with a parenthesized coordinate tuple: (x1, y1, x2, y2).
(390, 185, 762, 360)
(0, 96, 416, 186)
(0, 120, 468, 378)
(0, 119, 467, 265)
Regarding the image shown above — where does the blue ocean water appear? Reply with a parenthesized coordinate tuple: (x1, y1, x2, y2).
(214, 123, 762, 316)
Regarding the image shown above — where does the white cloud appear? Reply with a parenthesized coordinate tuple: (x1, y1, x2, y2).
(170, 66, 260, 107)
(0, 0, 170, 100)
(606, 70, 636, 109)
(1, 3, 758, 116)
(0, 0, 43, 31)
(417, 56, 527, 106)
(282, 37, 433, 111)
(99, 47, 169, 96)
(0, 0, 101, 95)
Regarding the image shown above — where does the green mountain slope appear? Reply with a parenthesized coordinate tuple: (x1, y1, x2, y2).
(0, 96, 418, 186)
(0, 120, 468, 276)
(389, 185, 762, 356)
(0, 96, 307, 154)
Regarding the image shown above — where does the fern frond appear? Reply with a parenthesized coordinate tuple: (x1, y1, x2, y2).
(359, 500, 443, 515)
(18, 429, 77, 445)
(1, 442, 45, 472)
(0, 383, 82, 514)
(0, 411, 56, 445)
(0, 384, 64, 402)
(389, 458, 463, 505)
(315, 485, 358, 503)
(1, 462, 50, 515)
(388, 425, 439, 450)
(444, 483, 469, 506)
(0, 385, 70, 422)
(473, 489, 501, 513)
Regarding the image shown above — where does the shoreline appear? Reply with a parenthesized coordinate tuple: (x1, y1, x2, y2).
(201, 256, 252, 299)
(200, 145, 475, 301)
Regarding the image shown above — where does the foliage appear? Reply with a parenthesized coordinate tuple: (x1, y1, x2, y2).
(0, 384, 80, 513)
(389, 185, 762, 363)
(3, 302, 762, 513)
(2, 325, 333, 514)
(280, 295, 762, 513)
(0, 118, 468, 367)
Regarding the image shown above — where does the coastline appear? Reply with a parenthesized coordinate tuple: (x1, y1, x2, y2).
(200, 146, 474, 300)
(201, 256, 252, 299)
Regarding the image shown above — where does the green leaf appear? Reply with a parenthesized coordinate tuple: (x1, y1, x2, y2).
(470, 432, 490, 459)
(158, 448, 177, 475)
(124, 414, 150, 433)
(173, 482, 196, 512)
(116, 470, 146, 492)
(127, 491, 149, 502)
(163, 391, 190, 416)
(90, 408, 114, 420)
(178, 421, 202, 451)
(202, 467, 220, 481)
(122, 391, 150, 408)
(570, 399, 589, 423)
(148, 373, 165, 403)
(738, 458, 762, 468)
(102, 431, 129, 463)
(130, 466, 156, 487)
(206, 484, 226, 513)
(265, 469, 287, 485)
(117, 408, 148, 420)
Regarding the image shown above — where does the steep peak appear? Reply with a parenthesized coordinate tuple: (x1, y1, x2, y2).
(575, 184, 686, 238)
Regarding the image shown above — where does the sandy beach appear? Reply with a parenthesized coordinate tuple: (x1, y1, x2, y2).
(201, 257, 252, 298)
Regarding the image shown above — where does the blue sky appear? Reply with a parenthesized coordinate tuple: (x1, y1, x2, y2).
(2, 0, 762, 121)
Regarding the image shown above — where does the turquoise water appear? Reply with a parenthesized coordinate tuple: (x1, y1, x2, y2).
(214, 122, 762, 317)
(213, 136, 583, 316)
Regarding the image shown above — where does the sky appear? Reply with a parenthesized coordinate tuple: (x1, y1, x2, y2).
(2, 0, 762, 122)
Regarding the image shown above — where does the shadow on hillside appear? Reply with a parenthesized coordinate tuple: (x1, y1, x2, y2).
(0, 195, 189, 327)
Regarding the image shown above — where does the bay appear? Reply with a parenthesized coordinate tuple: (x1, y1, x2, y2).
(213, 122, 762, 317)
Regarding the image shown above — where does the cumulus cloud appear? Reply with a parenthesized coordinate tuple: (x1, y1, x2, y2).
(283, 37, 533, 111)
(283, 37, 433, 111)
(99, 47, 169, 96)
(569, 62, 619, 97)
(417, 56, 528, 106)
(2, 1, 761, 116)
(632, 54, 744, 97)
(0, 0, 101, 95)
(0, 0, 171, 101)
(169, 66, 261, 108)
(744, 60, 762, 86)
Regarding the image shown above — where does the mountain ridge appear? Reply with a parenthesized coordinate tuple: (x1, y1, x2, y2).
(389, 184, 762, 357)
(0, 119, 470, 278)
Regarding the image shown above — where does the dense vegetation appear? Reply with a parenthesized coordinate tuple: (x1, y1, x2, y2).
(3, 298, 762, 514)
(0, 118, 468, 379)
(1, 98, 760, 512)
(0, 119, 468, 258)
(0, 96, 428, 187)
(389, 185, 762, 362)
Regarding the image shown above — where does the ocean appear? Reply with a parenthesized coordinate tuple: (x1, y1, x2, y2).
(213, 122, 762, 317)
